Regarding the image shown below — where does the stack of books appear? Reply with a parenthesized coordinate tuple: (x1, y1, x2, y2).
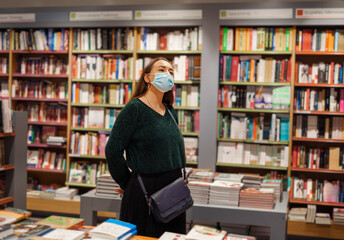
(241, 175, 263, 189)
(214, 173, 244, 183)
(88, 218, 137, 239)
(315, 213, 331, 225)
(209, 180, 243, 206)
(55, 187, 78, 200)
(288, 208, 307, 222)
(305, 205, 316, 223)
(260, 179, 282, 203)
(46, 136, 67, 146)
(96, 174, 121, 198)
(333, 208, 344, 225)
(239, 188, 275, 209)
(189, 170, 214, 183)
(185, 225, 227, 240)
(188, 181, 211, 204)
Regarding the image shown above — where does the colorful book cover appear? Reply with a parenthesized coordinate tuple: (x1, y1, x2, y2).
(35, 215, 85, 229)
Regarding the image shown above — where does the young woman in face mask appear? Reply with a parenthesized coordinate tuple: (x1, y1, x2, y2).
(105, 57, 186, 238)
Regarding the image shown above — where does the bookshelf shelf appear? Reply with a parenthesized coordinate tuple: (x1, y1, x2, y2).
(27, 167, 66, 173)
(220, 50, 292, 55)
(137, 50, 201, 54)
(0, 96, 9, 100)
(292, 137, 344, 143)
(291, 168, 344, 174)
(72, 79, 133, 83)
(12, 97, 68, 102)
(218, 108, 289, 113)
(68, 154, 106, 159)
(0, 197, 14, 206)
(219, 81, 291, 86)
(65, 182, 96, 188)
(290, 198, 344, 207)
(70, 127, 111, 132)
(216, 162, 288, 170)
(296, 50, 344, 55)
(72, 50, 133, 54)
(174, 80, 201, 85)
(174, 106, 200, 110)
(294, 83, 344, 88)
(217, 138, 289, 145)
(0, 164, 15, 171)
(28, 121, 68, 126)
(0, 132, 16, 138)
(186, 161, 198, 165)
(71, 103, 125, 108)
(0, 50, 9, 54)
(28, 143, 66, 149)
(293, 110, 344, 115)
(12, 73, 69, 78)
(181, 132, 199, 137)
(0, 73, 9, 77)
(12, 50, 68, 54)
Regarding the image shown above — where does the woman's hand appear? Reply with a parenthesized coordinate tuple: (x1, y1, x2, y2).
(114, 188, 124, 194)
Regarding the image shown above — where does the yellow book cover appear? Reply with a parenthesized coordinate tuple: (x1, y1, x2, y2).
(0, 210, 25, 225)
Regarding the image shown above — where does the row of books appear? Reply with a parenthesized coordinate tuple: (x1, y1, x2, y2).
(70, 131, 109, 156)
(220, 27, 293, 51)
(72, 107, 120, 129)
(16, 57, 69, 75)
(27, 149, 66, 170)
(72, 54, 134, 80)
(293, 178, 344, 203)
(217, 112, 289, 142)
(13, 29, 69, 51)
(12, 79, 68, 99)
(137, 27, 202, 51)
(294, 88, 344, 112)
(0, 29, 10, 50)
(296, 28, 344, 52)
(177, 110, 200, 133)
(292, 145, 344, 170)
(0, 140, 6, 166)
(174, 85, 199, 107)
(218, 85, 291, 110)
(68, 161, 109, 185)
(71, 82, 132, 105)
(217, 142, 289, 167)
(219, 55, 292, 83)
(27, 126, 65, 144)
(294, 115, 344, 139)
(73, 27, 134, 51)
(18, 103, 67, 123)
(0, 57, 8, 74)
(296, 61, 344, 84)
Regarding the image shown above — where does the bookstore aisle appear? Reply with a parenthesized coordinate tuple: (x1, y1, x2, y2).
(2, 1, 344, 240)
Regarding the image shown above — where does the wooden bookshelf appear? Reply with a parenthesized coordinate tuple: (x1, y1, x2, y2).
(291, 168, 344, 174)
(0, 73, 9, 77)
(174, 80, 201, 84)
(290, 198, 344, 207)
(68, 154, 106, 159)
(218, 108, 289, 113)
(181, 132, 199, 137)
(0, 164, 15, 171)
(0, 132, 16, 138)
(174, 106, 200, 110)
(70, 103, 125, 108)
(65, 182, 96, 188)
(216, 162, 288, 170)
(28, 143, 66, 149)
(28, 121, 68, 126)
(296, 50, 344, 55)
(217, 138, 289, 145)
(293, 110, 344, 115)
(220, 50, 292, 55)
(0, 197, 14, 206)
(12, 73, 69, 78)
(219, 81, 291, 86)
(288, 220, 344, 240)
(70, 127, 111, 132)
(294, 83, 344, 88)
(12, 97, 68, 102)
(292, 137, 344, 143)
(136, 50, 201, 54)
(13, 50, 68, 54)
(27, 196, 80, 214)
(71, 79, 133, 83)
(72, 50, 133, 54)
(27, 167, 66, 173)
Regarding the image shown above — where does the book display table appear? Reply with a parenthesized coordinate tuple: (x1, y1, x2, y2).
(80, 190, 288, 240)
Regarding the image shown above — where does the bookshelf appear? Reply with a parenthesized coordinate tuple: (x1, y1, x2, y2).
(216, 26, 294, 178)
(11, 28, 70, 191)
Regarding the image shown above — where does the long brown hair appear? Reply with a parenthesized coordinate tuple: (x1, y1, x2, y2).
(130, 57, 174, 105)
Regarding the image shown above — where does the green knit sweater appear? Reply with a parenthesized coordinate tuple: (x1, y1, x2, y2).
(105, 98, 186, 189)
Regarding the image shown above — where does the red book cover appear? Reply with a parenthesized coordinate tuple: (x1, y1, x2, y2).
(124, 84, 129, 104)
(302, 29, 312, 51)
(218, 89, 222, 107)
(330, 61, 334, 84)
(223, 86, 228, 108)
(305, 88, 310, 110)
(185, 56, 189, 80)
(230, 56, 239, 82)
(281, 60, 285, 83)
(294, 62, 299, 83)
(287, 58, 292, 83)
(292, 145, 298, 167)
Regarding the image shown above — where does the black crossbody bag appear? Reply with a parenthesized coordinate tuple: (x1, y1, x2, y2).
(137, 105, 194, 223)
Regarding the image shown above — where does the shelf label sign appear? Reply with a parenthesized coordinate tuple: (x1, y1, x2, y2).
(135, 10, 202, 20)
(296, 8, 344, 18)
(219, 9, 292, 19)
(0, 13, 35, 23)
(70, 11, 132, 21)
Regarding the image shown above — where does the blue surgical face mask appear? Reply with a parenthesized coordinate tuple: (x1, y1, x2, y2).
(150, 72, 174, 93)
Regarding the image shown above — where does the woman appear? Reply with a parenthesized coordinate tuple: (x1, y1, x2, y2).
(105, 57, 186, 237)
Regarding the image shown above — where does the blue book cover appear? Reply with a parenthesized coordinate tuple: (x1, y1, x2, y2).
(335, 29, 339, 51)
(105, 218, 137, 231)
(280, 118, 289, 141)
(340, 66, 343, 84)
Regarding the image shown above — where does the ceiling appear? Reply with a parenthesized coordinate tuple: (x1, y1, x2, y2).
(0, 0, 338, 9)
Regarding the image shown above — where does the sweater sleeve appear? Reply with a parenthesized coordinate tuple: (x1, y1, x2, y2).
(105, 102, 138, 189)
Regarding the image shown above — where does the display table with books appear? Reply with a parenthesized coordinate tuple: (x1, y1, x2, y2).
(80, 190, 289, 240)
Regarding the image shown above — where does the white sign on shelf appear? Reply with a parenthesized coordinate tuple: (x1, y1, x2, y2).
(135, 9, 202, 20)
(296, 8, 344, 18)
(70, 11, 132, 21)
(0, 13, 35, 23)
(219, 8, 293, 19)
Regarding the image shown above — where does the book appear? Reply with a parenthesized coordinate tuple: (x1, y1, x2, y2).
(12, 223, 51, 239)
(88, 218, 137, 240)
(35, 215, 84, 229)
(2, 207, 32, 218)
(40, 228, 86, 240)
(184, 137, 198, 162)
(0, 210, 26, 225)
(159, 232, 186, 240)
(186, 225, 227, 240)
(0, 224, 13, 240)
(41, 126, 57, 144)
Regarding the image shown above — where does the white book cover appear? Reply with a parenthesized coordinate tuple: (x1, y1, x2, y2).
(159, 232, 186, 240)
(217, 142, 243, 164)
(87, 107, 104, 128)
(42, 228, 85, 240)
(186, 225, 226, 240)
